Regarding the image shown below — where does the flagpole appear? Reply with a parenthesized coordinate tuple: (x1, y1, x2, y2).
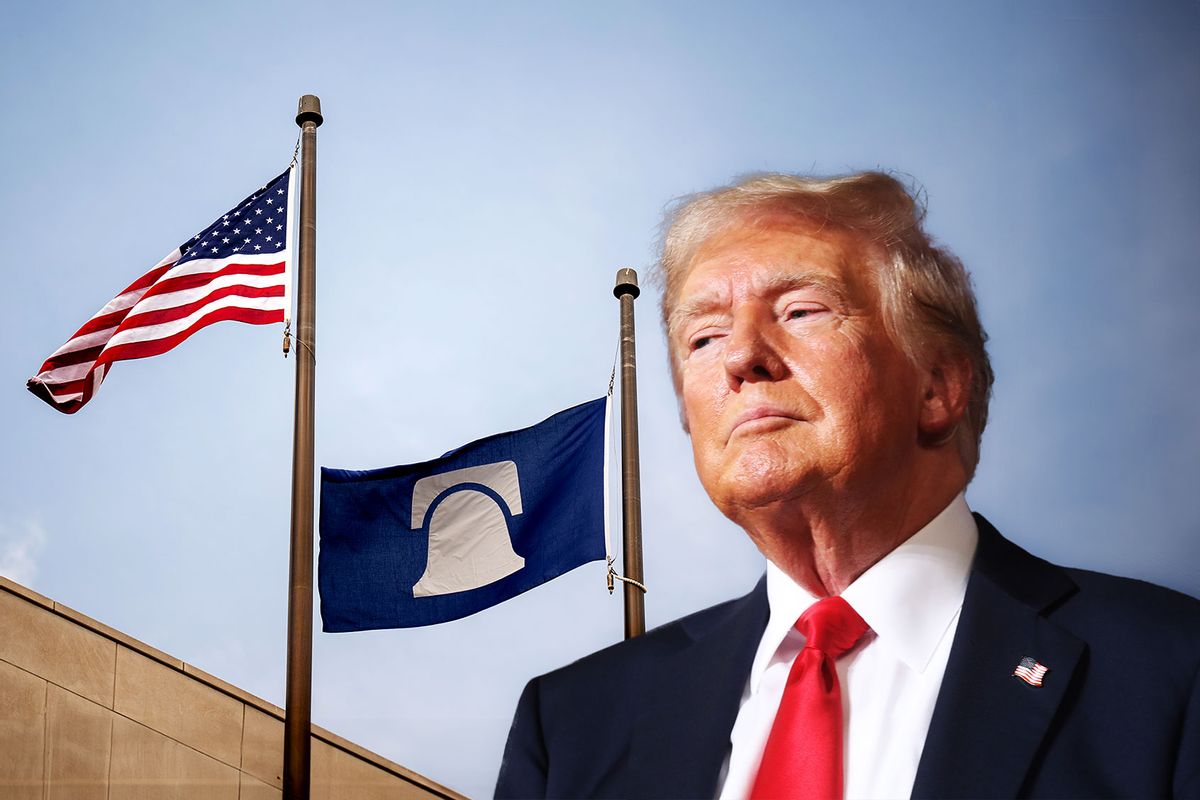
(614, 269, 646, 639)
(284, 93, 322, 800)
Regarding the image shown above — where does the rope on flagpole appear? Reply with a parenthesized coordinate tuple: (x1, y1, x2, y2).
(282, 146, 301, 357)
(609, 570, 648, 594)
(603, 350, 615, 589)
(604, 299, 648, 600)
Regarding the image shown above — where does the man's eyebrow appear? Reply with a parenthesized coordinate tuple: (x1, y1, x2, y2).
(759, 270, 852, 304)
(667, 294, 726, 338)
(667, 270, 851, 338)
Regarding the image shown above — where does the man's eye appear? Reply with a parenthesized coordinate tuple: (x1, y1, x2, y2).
(786, 305, 824, 320)
(692, 336, 713, 350)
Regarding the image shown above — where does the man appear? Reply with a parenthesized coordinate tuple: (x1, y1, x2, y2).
(495, 172, 1200, 799)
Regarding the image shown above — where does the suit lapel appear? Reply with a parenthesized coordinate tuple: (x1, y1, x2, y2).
(911, 516, 1085, 799)
(625, 579, 769, 799)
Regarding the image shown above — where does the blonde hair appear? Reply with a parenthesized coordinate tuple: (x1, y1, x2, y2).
(654, 171, 994, 478)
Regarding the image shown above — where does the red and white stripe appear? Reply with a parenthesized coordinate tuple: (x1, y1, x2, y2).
(27, 251, 287, 414)
(1013, 657, 1048, 687)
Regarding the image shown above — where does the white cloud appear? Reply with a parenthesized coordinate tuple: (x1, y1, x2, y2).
(0, 517, 47, 587)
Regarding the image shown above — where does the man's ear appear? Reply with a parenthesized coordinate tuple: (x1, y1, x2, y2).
(918, 351, 971, 446)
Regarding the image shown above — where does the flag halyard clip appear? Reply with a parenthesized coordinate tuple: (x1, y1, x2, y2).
(282, 327, 316, 363)
(606, 557, 648, 596)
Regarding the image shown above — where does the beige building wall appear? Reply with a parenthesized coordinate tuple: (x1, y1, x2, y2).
(0, 575, 465, 799)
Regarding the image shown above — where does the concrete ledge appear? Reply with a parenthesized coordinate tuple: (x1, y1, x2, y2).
(0, 574, 54, 609)
(0, 577, 465, 799)
(55, 600, 185, 672)
(0, 589, 115, 707)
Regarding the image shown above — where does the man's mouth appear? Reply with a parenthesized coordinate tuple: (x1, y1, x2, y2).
(728, 406, 800, 440)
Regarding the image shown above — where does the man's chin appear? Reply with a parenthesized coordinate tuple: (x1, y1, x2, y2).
(710, 466, 817, 517)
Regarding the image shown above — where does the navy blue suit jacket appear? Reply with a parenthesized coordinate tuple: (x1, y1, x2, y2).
(496, 516, 1200, 798)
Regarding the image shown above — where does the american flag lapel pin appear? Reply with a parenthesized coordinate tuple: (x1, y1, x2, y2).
(1013, 656, 1049, 687)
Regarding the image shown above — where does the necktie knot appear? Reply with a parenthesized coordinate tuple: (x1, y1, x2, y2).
(797, 596, 868, 658)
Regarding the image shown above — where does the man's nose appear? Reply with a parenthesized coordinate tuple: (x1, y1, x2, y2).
(723, 310, 786, 388)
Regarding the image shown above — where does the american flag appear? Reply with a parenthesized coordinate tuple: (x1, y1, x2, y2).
(1013, 656, 1049, 687)
(27, 168, 294, 414)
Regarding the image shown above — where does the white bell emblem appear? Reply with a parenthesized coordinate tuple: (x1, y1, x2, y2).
(410, 461, 526, 597)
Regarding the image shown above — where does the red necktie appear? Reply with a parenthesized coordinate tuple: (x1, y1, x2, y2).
(750, 596, 870, 800)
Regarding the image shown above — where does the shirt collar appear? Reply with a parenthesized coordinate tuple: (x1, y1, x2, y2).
(750, 494, 978, 692)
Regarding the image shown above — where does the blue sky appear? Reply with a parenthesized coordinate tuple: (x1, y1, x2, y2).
(2, 2, 1197, 796)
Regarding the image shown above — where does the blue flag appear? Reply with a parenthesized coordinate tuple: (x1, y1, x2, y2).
(319, 398, 607, 631)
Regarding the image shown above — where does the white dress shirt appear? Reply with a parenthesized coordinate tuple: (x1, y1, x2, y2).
(715, 495, 979, 800)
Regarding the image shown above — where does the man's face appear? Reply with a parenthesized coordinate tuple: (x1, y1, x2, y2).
(669, 214, 926, 518)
